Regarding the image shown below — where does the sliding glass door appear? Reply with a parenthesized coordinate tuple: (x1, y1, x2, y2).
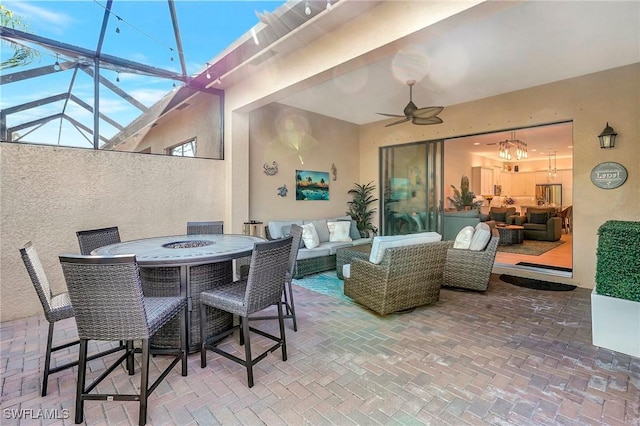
(379, 140, 444, 236)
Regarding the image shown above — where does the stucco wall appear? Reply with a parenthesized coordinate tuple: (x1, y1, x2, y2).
(358, 64, 640, 289)
(248, 103, 360, 223)
(0, 144, 225, 321)
(137, 93, 222, 158)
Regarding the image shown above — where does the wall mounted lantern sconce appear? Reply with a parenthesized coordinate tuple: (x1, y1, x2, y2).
(598, 122, 617, 149)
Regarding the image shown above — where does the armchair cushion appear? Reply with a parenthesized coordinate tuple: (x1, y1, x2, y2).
(488, 207, 517, 223)
(369, 232, 442, 264)
(491, 211, 507, 222)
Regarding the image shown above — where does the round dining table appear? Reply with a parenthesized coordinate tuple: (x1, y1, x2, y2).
(93, 234, 264, 352)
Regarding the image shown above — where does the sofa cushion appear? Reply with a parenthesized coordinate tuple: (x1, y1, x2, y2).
(328, 221, 352, 242)
(453, 226, 475, 249)
(268, 220, 303, 239)
(469, 222, 491, 251)
(296, 245, 331, 260)
(305, 219, 330, 242)
(301, 223, 320, 249)
(528, 212, 549, 224)
(368, 232, 442, 264)
(324, 241, 354, 255)
(524, 223, 547, 231)
(338, 218, 361, 240)
(284, 224, 306, 250)
(490, 211, 507, 222)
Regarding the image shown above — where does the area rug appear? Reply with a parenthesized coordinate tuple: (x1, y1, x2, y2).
(516, 262, 572, 273)
(499, 274, 577, 291)
(497, 239, 565, 256)
(292, 271, 354, 303)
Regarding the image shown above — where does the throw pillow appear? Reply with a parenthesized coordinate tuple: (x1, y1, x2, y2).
(469, 222, 491, 251)
(453, 226, 475, 249)
(327, 221, 352, 242)
(301, 223, 320, 249)
(339, 219, 361, 240)
(529, 212, 549, 225)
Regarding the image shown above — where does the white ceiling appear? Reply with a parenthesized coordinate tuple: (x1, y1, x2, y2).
(275, 0, 639, 162)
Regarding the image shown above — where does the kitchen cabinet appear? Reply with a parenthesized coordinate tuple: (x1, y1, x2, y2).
(471, 167, 494, 196)
(510, 172, 535, 196)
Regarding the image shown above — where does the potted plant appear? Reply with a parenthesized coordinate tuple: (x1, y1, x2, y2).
(591, 220, 640, 358)
(346, 182, 378, 237)
(447, 175, 483, 211)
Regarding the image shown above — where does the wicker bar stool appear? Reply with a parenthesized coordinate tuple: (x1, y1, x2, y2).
(200, 237, 292, 388)
(249, 224, 303, 331)
(76, 226, 121, 255)
(187, 221, 224, 235)
(19, 242, 124, 397)
(59, 254, 188, 426)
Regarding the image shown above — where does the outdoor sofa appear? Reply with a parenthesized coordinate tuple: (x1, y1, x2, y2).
(267, 216, 372, 278)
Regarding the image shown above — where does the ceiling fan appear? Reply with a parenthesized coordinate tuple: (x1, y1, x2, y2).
(377, 80, 444, 127)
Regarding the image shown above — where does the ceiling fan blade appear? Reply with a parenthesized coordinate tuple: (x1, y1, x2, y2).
(377, 112, 405, 118)
(412, 116, 443, 125)
(385, 117, 411, 127)
(412, 106, 444, 118)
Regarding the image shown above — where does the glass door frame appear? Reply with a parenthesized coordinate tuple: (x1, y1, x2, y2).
(378, 139, 445, 236)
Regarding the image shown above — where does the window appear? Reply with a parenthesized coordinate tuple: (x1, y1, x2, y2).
(168, 138, 196, 157)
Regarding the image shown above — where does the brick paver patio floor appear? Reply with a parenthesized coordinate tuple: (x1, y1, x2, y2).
(1, 274, 639, 425)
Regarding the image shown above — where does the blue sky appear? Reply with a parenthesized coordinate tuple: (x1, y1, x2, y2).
(1, 0, 284, 146)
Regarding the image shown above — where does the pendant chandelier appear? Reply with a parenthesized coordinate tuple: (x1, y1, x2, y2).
(498, 132, 528, 161)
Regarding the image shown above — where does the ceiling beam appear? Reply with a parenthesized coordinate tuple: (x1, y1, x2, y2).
(0, 61, 76, 85)
(167, 0, 188, 78)
(0, 25, 189, 82)
(79, 66, 148, 112)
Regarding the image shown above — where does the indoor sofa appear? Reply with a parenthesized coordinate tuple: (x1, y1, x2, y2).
(267, 216, 372, 278)
(509, 207, 562, 241)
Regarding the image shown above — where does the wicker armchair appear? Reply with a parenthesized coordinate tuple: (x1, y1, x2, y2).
(443, 229, 499, 291)
(200, 237, 292, 388)
(187, 221, 224, 235)
(76, 226, 121, 255)
(19, 242, 123, 397)
(59, 254, 188, 426)
(344, 241, 453, 315)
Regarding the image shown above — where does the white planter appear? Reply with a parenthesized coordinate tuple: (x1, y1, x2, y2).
(591, 289, 640, 358)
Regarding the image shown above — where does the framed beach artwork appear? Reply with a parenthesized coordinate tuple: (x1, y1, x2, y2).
(295, 170, 330, 200)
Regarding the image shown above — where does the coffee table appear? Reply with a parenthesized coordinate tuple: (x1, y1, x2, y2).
(496, 225, 524, 245)
(336, 244, 372, 279)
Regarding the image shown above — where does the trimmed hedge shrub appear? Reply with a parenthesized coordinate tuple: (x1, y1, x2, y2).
(596, 220, 640, 302)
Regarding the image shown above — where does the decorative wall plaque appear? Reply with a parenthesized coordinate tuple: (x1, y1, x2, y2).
(590, 162, 627, 189)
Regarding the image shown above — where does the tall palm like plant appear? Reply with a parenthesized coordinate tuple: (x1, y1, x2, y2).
(1, 6, 40, 70)
(346, 182, 378, 236)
